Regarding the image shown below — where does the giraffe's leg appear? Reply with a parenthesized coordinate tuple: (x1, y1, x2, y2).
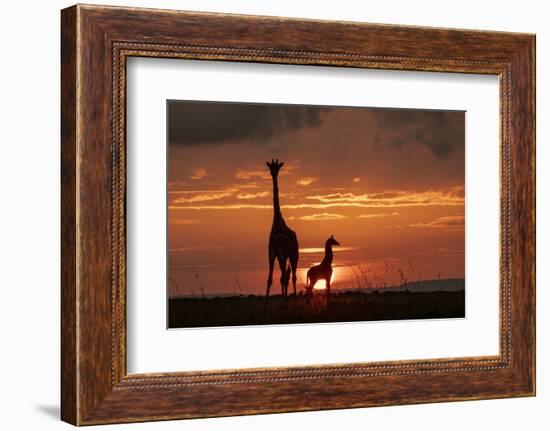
(308, 277, 316, 297)
(285, 262, 290, 298)
(266, 251, 275, 298)
(277, 257, 287, 299)
(326, 272, 332, 299)
(290, 258, 298, 297)
(285, 263, 292, 298)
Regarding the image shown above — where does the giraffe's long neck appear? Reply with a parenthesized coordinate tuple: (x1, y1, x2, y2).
(322, 243, 333, 266)
(272, 175, 282, 221)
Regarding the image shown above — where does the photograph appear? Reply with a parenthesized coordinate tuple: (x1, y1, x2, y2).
(167, 100, 466, 328)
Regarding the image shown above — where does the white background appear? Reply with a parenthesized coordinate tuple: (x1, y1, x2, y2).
(0, 0, 547, 430)
(127, 59, 500, 373)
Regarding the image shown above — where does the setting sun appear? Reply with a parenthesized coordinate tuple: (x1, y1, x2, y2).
(312, 279, 329, 291)
(302, 266, 340, 290)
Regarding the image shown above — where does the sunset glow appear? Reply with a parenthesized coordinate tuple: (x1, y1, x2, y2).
(303, 267, 340, 290)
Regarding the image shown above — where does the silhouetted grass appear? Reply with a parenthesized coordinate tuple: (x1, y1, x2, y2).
(168, 289, 465, 329)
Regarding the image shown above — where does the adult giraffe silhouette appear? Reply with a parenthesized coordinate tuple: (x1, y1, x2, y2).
(305, 235, 340, 298)
(266, 159, 299, 299)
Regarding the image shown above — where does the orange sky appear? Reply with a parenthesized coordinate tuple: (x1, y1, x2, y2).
(167, 101, 465, 297)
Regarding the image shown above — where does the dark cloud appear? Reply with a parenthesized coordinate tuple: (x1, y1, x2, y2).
(373, 110, 464, 159)
(168, 100, 329, 146)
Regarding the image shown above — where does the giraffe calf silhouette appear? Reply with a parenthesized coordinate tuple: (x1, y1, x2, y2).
(305, 235, 340, 298)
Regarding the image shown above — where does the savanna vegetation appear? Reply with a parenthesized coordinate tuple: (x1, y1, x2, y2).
(168, 288, 465, 328)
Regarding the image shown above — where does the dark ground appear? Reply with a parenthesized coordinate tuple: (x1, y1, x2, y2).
(168, 289, 465, 328)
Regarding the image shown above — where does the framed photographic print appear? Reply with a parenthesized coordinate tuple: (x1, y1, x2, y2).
(164, 100, 467, 329)
(61, 4, 535, 425)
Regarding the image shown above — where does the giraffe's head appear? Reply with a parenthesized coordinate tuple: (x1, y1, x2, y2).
(327, 235, 340, 247)
(266, 158, 284, 178)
